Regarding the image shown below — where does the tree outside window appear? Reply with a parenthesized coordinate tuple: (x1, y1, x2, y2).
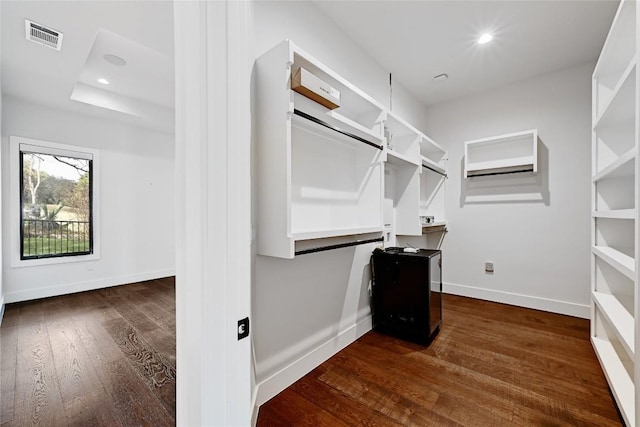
(20, 149, 93, 259)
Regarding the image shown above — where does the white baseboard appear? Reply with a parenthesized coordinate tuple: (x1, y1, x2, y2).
(251, 387, 259, 427)
(444, 282, 590, 319)
(0, 295, 5, 326)
(255, 315, 372, 406)
(4, 269, 176, 304)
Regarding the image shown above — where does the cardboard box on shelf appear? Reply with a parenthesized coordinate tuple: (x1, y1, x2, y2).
(291, 67, 340, 110)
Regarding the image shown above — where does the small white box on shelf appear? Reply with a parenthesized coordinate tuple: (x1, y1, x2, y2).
(291, 67, 340, 110)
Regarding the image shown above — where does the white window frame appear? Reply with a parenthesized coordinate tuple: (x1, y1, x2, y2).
(9, 136, 100, 267)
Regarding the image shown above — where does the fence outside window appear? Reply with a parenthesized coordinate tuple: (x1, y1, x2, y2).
(22, 219, 91, 258)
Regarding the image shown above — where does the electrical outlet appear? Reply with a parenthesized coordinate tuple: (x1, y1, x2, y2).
(485, 261, 494, 274)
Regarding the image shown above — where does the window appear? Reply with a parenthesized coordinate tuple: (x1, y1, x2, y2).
(10, 136, 100, 266)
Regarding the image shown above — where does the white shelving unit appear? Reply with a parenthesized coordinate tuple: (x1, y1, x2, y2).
(256, 39, 448, 257)
(420, 134, 448, 232)
(382, 111, 449, 245)
(256, 40, 386, 259)
(591, 1, 638, 425)
(383, 112, 422, 239)
(464, 129, 538, 178)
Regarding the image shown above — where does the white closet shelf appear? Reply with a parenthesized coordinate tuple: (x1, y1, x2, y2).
(291, 42, 385, 119)
(592, 246, 635, 280)
(466, 156, 535, 177)
(593, 0, 636, 88)
(593, 292, 635, 358)
(594, 56, 636, 126)
(421, 156, 447, 176)
(592, 148, 636, 182)
(326, 110, 385, 145)
(592, 209, 636, 219)
(591, 337, 635, 427)
(386, 149, 420, 167)
(422, 221, 447, 229)
(292, 226, 383, 241)
(421, 134, 447, 162)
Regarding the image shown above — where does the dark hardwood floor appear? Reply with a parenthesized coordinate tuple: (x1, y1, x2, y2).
(0, 277, 176, 426)
(258, 294, 624, 427)
(1, 281, 623, 426)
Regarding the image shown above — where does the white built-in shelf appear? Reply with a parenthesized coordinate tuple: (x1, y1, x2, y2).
(256, 40, 386, 258)
(591, 337, 635, 427)
(593, 0, 636, 116)
(592, 209, 636, 219)
(382, 111, 445, 239)
(594, 58, 636, 131)
(593, 292, 635, 358)
(384, 111, 421, 162)
(593, 148, 636, 182)
(292, 226, 383, 241)
(592, 245, 635, 280)
(325, 109, 385, 146)
(464, 130, 537, 178)
(465, 156, 535, 177)
(591, 1, 638, 423)
(386, 148, 420, 167)
(421, 156, 446, 176)
(421, 134, 447, 163)
(422, 221, 447, 227)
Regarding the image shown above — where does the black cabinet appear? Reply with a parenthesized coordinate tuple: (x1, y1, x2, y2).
(371, 247, 442, 345)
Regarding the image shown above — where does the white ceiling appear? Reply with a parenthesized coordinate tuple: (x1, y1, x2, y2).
(1, 1, 619, 133)
(1, 1, 174, 133)
(315, 0, 619, 107)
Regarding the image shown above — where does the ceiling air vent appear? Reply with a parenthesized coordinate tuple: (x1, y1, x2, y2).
(24, 19, 63, 51)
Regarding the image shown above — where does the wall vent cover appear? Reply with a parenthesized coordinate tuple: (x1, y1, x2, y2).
(24, 19, 63, 51)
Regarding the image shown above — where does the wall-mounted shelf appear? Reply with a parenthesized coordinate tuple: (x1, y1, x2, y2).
(421, 156, 446, 176)
(256, 39, 449, 257)
(593, 147, 635, 182)
(256, 40, 385, 259)
(592, 209, 636, 219)
(381, 112, 448, 243)
(593, 291, 634, 358)
(591, 3, 638, 423)
(464, 129, 538, 178)
(593, 245, 635, 280)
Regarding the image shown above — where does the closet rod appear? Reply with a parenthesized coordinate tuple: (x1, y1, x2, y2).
(422, 164, 447, 177)
(293, 109, 383, 151)
(295, 237, 384, 256)
(467, 169, 533, 178)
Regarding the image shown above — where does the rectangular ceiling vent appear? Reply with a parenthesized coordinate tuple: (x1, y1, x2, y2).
(25, 19, 63, 51)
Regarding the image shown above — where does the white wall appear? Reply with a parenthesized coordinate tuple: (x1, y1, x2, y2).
(252, 0, 430, 404)
(411, 62, 593, 318)
(0, 0, 4, 322)
(1, 96, 175, 303)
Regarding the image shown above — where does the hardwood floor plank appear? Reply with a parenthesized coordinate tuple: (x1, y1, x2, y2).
(319, 364, 463, 426)
(288, 366, 407, 427)
(0, 278, 177, 426)
(102, 316, 176, 414)
(258, 295, 622, 426)
(12, 300, 67, 426)
(95, 358, 173, 427)
(42, 297, 120, 426)
(97, 289, 159, 334)
(0, 324, 18, 424)
(257, 388, 351, 427)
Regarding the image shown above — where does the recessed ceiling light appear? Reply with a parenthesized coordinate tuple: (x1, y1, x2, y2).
(103, 53, 127, 66)
(478, 33, 493, 44)
(97, 78, 110, 85)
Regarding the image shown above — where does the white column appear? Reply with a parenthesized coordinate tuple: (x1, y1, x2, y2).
(174, 1, 253, 425)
